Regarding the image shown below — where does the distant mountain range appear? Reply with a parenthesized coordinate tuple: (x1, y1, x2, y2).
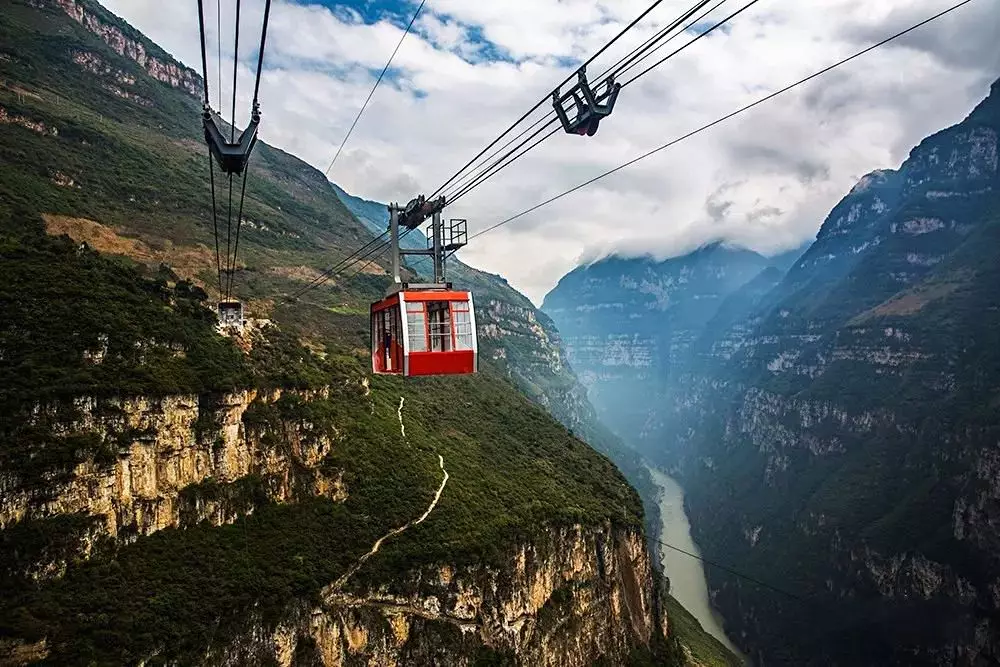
(544, 78, 1000, 664)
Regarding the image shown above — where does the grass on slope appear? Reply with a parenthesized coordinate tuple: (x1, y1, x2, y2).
(665, 595, 743, 667)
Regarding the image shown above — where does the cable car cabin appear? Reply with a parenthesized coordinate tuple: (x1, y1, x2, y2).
(217, 300, 245, 331)
(371, 290, 478, 377)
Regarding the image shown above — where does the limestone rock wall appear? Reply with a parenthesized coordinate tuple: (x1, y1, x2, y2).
(217, 524, 668, 667)
(0, 388, 346, 540)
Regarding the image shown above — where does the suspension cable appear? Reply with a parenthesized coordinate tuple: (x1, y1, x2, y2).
(224, 0, 271, 301)
(656, 539, 808, 601)
(253, 0, 272, 105)
(230, 0, 241, 142)
(207, 152, 224, 297)
(224, 172, 235, 299)
(429, 0, 679, 200)
(196, 0, 211, 104)
(446, 120, 561, 205)
(619, 0, 762, 87)
(216, 0, 222, 111)
(227, 168, 250, 301)
(606, 0, 719, 80)
(439, 0, 738, 206)
(460, 0, 977, 247)
(290, 232, 389, 299)
(325, 0, 427, 178)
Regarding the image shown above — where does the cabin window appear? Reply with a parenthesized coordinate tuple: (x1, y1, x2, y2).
(452, 301, 474, 350)
(427, 302, 452, 352)
(405, 302, 427, 352)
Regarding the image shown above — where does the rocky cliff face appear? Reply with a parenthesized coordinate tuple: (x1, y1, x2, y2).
(53, 0, 201, 97)
(1, 388, 346, 542)
(0, 379, 676, 666)
(547, 79, 1000, 665)
(218, 524, 667, 667)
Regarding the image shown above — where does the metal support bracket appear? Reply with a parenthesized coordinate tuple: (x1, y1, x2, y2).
(204, 103, 260, 174)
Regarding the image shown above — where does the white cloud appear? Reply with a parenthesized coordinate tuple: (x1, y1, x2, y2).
(98, 0, 1000, 304)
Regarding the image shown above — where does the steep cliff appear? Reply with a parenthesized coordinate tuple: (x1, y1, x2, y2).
(548, 78, 1000, 664)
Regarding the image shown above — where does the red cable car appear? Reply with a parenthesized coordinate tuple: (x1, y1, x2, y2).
(370, 200, 478, 377)
(371, 289, 478, 377)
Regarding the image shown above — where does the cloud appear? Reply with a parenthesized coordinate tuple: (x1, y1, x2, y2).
(98, 0, 998, 304)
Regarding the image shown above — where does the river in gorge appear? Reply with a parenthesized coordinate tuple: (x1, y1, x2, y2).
(649, 467, 745, 660)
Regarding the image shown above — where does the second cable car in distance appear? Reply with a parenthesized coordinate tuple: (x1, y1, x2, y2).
(370, 197, 478, 377)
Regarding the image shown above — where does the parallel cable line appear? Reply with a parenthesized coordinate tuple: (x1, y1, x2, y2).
(207, 154, 225, 297)
(217, 0, 223, 111)
(429, 0, 681, 200)
(604, 0, 720, 78)
(196, 0, 226, 297)
(227, 167, 250, 300)
(252, 0, 272, 104)
(228, 0, 272, 299)
(446, 120, 561, 205)
(464, 0, 977, 244)
(224, 171, 235, 298)
(335, 227, 419, 284)
(222, 0, 243, 296)
(619, 0, 762, 86)
(438, 111, 556, 200)
(439, 0, 744, 206)
(230, 0, 241, 143)
(325, 0, 427, 177)
(290, 232, 389, 299)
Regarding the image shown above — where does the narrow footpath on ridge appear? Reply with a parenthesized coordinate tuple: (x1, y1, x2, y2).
(329, 396, 449, 592)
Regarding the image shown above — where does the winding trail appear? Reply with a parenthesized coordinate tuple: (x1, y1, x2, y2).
(330, 396, 448, 592)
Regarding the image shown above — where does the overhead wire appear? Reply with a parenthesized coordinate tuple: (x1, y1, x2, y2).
(618, 0, 761, 86)
(337, 227, 420, 284)
(461, 0, 977, 246)
(604, 0, 721, 80)
(445, 121, 561, 205)
(197, 0, 225, 297)
(440, 0, 741, 207)
(656, 539, 808, 602)
(222, 0, 242, 301)
(227, 168, 250, 300)
(290, 232, 390, 299)
(295, 224, 428, 299)
(227, 0, 272, 301)
(429, 0, 679, 200)
(324, 0, 428, 178)
(217, 0, 223, 112)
